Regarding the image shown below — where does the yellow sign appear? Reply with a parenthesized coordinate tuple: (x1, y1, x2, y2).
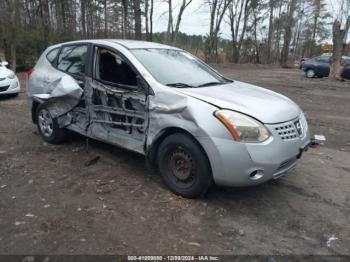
(323, 44, 333, 52)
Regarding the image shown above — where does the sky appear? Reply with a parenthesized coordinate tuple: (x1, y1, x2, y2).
(152, 0, 228, 37)
(150, 0, 346, 42)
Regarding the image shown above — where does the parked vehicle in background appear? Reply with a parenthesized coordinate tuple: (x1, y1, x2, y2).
(27, 40, 310, 198)
(299, 58, 310, 69)
(301, 55, 350, 79)
(0, 61, 20, 96)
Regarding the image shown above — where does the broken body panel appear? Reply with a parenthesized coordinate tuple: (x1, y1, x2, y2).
(27, 39, 310, 187)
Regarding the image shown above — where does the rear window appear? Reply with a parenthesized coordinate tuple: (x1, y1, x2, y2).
(46, 48, 60, 64)
(57, 45, 88, 76)
(315, 56, 330, 63)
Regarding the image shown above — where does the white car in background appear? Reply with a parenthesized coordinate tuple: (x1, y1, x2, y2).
(0, 61, 20, 96)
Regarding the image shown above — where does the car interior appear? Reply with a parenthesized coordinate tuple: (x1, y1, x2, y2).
(96, 48, 137, 87)
(88, 47, 146, 136)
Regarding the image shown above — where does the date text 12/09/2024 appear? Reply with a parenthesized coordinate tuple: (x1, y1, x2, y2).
(127, 256, 219, 261)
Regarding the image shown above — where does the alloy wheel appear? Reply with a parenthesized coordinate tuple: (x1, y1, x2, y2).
(38, 109, 54, 137)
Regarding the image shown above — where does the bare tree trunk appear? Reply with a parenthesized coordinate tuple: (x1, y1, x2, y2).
(60, 0, 66, 32)
(309, 0, 321, 57)
(172, 0, 193, 44)
(122, 0, 128, 39)
(150, 0, 154, 41)
(104, 0, 108, 37)
(166, 0, 173, 43)
(267, 0, 274, 63)
(236, 0, 250, 63)
(9, 0, 20, 71)
(330, 18, 350, 80)
(229, 0, 242, 63)
(145, 0, 149, 40)
(274, 0, 283, 62)
(206, 0, 232, 62)
(81, 0, 86, 38)
(253, 11, 260, 63)
(134, 0, 142, 39)
(280, 0, 297, 67)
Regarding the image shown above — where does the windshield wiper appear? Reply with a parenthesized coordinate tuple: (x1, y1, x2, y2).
(197, 81, 224, 87)
(166, 83, 194, 88)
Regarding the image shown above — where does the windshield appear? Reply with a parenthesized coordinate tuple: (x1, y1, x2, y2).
(131, 49, 231, 87)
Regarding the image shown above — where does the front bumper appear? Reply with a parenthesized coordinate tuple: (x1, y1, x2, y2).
(198, 116, 311, 187)
(0, 77, 20, 95)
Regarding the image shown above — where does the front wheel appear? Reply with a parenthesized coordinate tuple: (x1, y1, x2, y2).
(36, 104, 68, 144)
(306, 69, 316, 78)
(157, 133, 213, 198)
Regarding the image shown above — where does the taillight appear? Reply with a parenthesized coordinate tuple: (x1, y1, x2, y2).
(27, 68, 34, 80)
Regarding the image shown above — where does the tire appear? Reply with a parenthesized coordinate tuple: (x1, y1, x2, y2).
(306, 69, 316, 78)
(36, 103, 68, 144)
(157, 133, 213, 198)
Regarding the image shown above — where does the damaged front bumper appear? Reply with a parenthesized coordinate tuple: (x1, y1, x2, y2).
(197, 120, 311, 187)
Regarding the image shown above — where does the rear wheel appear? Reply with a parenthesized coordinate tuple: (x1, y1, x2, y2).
(306, 69, 316, 78)
(36, 104, 68, 144)
(157, 133, 213, 198)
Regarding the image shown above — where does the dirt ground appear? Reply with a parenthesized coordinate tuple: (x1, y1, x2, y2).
(0, 66, 349, 255)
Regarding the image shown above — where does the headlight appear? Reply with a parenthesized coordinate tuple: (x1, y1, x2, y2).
(214, 110, 270, 143)
(7, 72, 15, 79)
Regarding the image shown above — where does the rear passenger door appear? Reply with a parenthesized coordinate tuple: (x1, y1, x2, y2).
(86, 45, 149, 154)
(315, 56, 331, 76)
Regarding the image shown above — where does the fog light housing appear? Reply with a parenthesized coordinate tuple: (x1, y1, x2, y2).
(12, 81, 18, 89)
(249, 170, 264, 180)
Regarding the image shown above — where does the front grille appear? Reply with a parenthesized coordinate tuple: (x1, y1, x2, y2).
(274, 121, 299, 141)
(300, 114, 308, 134)
(0, 85, 9, 92)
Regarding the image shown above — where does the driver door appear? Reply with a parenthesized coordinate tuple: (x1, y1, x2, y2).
(86, 46, 149, 154)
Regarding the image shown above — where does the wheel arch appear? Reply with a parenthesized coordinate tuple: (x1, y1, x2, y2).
(146, 127, 213, 175)
(31, 100, 41, 124)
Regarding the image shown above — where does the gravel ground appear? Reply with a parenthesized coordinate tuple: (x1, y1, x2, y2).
(0, 67, 349, 255)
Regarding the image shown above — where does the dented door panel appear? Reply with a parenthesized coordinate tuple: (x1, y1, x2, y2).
(83, 78, 148, 154)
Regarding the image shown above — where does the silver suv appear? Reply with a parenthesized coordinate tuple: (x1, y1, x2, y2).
(27, 40, 310, 198)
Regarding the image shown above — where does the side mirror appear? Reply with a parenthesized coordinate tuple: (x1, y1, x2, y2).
(1, 61, 8, 67)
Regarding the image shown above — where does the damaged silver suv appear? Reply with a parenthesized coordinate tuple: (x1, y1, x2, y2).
(27, 40, 310, 198)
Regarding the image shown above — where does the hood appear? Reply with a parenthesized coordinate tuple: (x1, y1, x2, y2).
(0, 66, 12, 78)
(177, 81, 301, 124)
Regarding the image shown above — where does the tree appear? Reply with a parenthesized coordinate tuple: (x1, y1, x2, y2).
(305, 0, 331, 57)
(173, 0, 193, 44)
(228, 0, 251, 63)
(122, 0, 129, 38)
(280, 0, 297, 67)
(166, 0, 174, 43)
(134, 0, 142, 40)
(81, 0, 87, 38)
(266, 0, 275, 63)
(250, 0, 263, 63)
(0, 0, 344, 69)
(165, 0, 192, 44)
(330, 18, 350, 80)
(206, 0, 232, 62)
(145, 0, 150, 39)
